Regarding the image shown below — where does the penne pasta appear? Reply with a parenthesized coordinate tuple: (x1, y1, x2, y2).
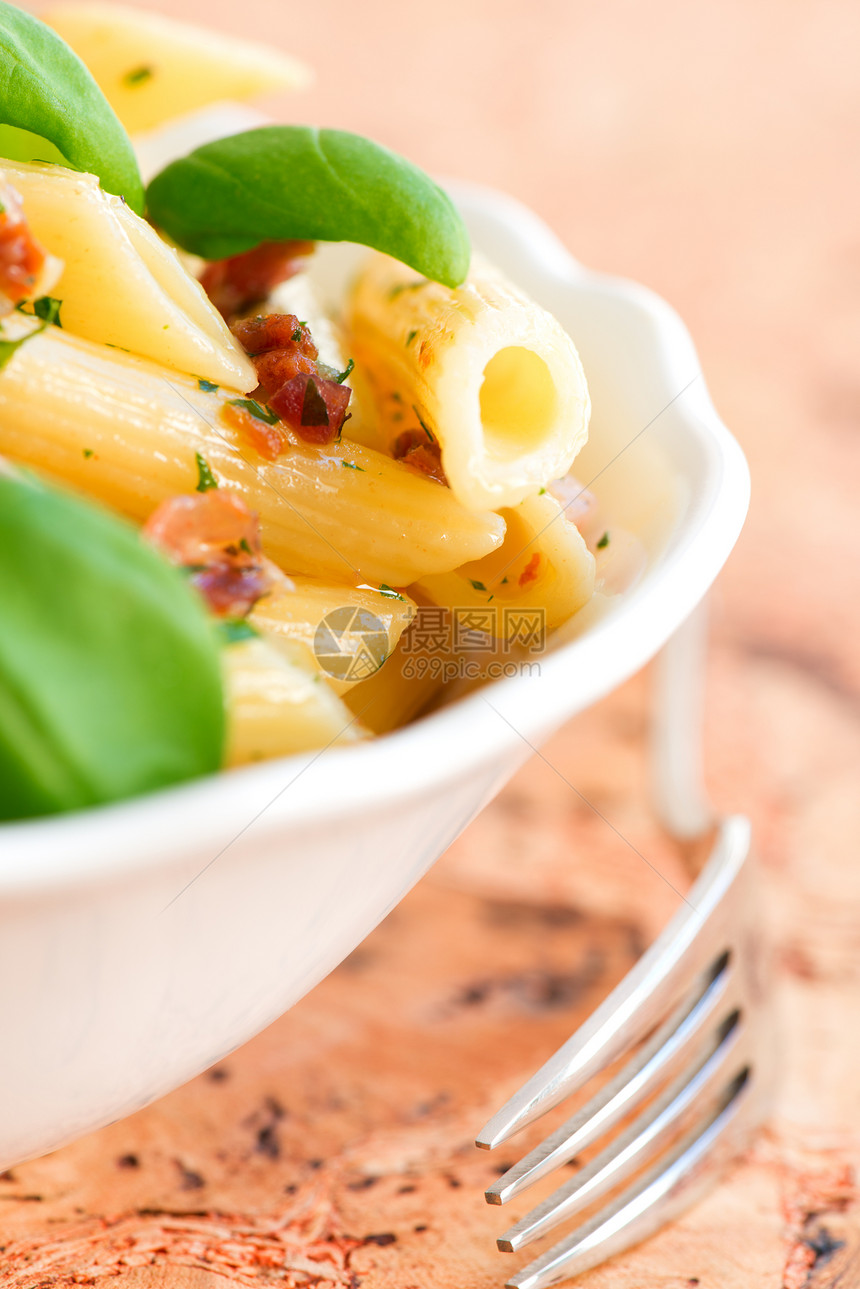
(223, 636, 366, 766)
(346, 251, 590, 512)
(250, 578, 416, 695)
(43, 3, 312, 135)
(344, 636, 446, 735)
(414, 490, 595, 636)
(0, 171, 63, 312)
(4, 160, 255, 391)
(0, 327, 506, 585)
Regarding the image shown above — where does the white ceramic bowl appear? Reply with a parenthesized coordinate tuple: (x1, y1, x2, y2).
(0, 180, 749, 1171)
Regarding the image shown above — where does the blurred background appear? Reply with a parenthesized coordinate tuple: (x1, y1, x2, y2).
(6, 1, 860, 1284)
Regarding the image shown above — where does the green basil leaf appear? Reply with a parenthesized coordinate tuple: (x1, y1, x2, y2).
(0, 122, 67, 167)
(0, 2, 144, 212)
(0, 472, 224, 820)
(146, 126, 470, 288)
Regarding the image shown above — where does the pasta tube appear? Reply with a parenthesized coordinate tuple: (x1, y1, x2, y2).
(346, 251, 590, 511)
(224, 637, 366, 766)
(0, 327, 506, 585)
(43, 3, 312, 135)
(414, 491, 595, 635)
(250, 579, 416, 695)
(344, 637, 445, 735)
(4, 160, 255, 391)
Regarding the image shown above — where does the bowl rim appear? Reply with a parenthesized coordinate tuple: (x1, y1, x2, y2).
(0, 181, 750, 892)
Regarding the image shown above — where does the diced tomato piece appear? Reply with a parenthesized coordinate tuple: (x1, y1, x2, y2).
(221, 402, 289, 461)
(145, 490, 262, 566)
(252, 346, 317, 398)
(392, 429, 447, 485)
(269, 373, 351, 446)
(0, 183, 48, 311)
(144, 491, 274, 617)
(518, 552, 542, 587)
(190, 563, 273, 618)
(231, 313, 317, 359)
(200, 240, 315, 320)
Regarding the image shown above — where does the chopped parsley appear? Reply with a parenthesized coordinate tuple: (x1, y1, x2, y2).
(597, 531, 610, 549)
(227, 397, 279, 425)
(124, 65, 154, 87)
(405, 329, 418, 348)
(469, 579, 487, 592)
(238, 536, 253, 555)
(334, 357, 354, 384)
(301, 378, 329, 426)
(412, 405, 435, 441)
(194, 452, 218, 492)
(198, 378, 219, 393)
(538, 486, 546, 496)
(33, 296, 62, 327)
(82, 448, 95, 459)
(217, 619, 260, 645)
(378, 584, 406, 601)
(342, 460, 365, 472)
(291, 326, 303, 342)
(0, 320, 46, 371)
(388, 279, 426, 300)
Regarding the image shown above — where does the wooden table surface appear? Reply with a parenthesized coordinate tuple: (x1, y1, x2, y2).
(5, 0, 860, 1285)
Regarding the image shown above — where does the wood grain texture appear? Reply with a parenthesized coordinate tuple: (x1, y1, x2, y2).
(3, 0, 859, 1286)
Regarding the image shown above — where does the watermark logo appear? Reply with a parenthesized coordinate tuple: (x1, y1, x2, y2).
(401, 604, 546, 682)
(314, 606, 388, 682)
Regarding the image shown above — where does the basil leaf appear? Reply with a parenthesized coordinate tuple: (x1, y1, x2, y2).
(0, 122, 67, 167)
(146, 126, 470, 288)
(0, 473, 224, 820)
(0, 2, 144, 212)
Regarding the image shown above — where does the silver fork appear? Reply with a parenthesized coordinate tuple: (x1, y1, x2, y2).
(476, 603, 773, 1289)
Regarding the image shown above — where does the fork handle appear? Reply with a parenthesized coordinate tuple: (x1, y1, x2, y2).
(652, 598, 715, 843)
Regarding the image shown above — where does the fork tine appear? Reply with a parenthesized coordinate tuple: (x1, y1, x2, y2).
(486, 951, 736, 1205)
(504, 1068, 758, 1289)
(498, 1011, 745, 1251)
(476, 815, 751, 1151)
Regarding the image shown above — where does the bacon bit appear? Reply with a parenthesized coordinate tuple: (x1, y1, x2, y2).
(392, 430, 448, 486)
(200, 240, 315, 321)
(548, 475, 603, 547)
(144, 491, 274, 617)
(0, 183, 51, 315)
(230, 313, 353, 447)
(269, 374, 352, 446)
(518, 552, 542, 588)
(231, 312, 317, 358)
(191, 564, 273, 618)
(221, 401, 288, 462)
(253, 347, 317, 397)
